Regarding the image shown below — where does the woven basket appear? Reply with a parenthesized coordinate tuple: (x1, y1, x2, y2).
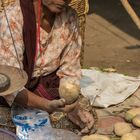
(69, 0, 89, 65)
(0, 0, 15, 11)
(69, 0, 89, 16)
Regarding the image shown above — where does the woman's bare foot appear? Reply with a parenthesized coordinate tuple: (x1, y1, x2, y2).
(68, 108, 95, 135)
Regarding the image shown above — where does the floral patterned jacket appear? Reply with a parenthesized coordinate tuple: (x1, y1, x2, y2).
(0, 0, 82, 105)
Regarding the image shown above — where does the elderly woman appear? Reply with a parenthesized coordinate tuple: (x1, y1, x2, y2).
(0, 0, 94, 133)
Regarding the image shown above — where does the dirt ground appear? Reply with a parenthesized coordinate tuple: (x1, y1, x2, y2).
(84, 0, 140, 76)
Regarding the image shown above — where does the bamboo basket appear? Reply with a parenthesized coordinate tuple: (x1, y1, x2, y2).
(69, 0, 89, 16)
(0, 0, 15, 11)
(69, 0, 89, 65)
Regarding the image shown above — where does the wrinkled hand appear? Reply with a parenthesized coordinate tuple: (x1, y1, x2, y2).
(46, 99, 77, 113)
(68, 108, 95, 135)
(46, 98, 94, 134)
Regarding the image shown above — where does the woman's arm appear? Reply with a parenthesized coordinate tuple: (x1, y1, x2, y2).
(14, 89, 77, 113)
(14, 89, 65, 113)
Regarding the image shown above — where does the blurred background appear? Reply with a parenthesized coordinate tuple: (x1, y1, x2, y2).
(84, 0, 140, 76)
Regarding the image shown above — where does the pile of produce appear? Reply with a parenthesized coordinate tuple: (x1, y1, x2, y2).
(82, 134, 110, 140)
(81, 107, 140, 140)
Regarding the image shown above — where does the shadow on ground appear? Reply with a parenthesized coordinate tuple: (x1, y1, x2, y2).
(88, 0, 140, 40)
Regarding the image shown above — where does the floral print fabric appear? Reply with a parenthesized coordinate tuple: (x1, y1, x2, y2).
(0, 0, 82, 105)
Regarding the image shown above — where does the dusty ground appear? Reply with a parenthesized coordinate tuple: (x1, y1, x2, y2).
(84, 0, 140, 76)
(82, 2, 140, 136)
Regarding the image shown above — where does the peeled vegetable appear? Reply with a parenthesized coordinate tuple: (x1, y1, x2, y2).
(81, 134, 110, 140)
(81, 136, 92, 140)
(114, 122, 132, 136)
(125, 108, 140, 122)
(121, 133, 137, 140)
(132, 129, 140, 140)
(59, 80, 80, 104)
(132, 115, 140, 128)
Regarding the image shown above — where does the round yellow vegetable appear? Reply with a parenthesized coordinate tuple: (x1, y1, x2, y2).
(81, 136, 92, 140)
(59, 81, 80, 104)
(132, 129, 140, 140)
(132, 115, 140, 128)
(114, 122, 132, 136)
(125, 108, 140, 122)
(121, 133, 137, 140)
(81, 134, 110, 140)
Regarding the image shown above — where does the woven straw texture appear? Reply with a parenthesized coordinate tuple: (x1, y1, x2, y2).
(70, 0, 89, 65)
(0, 0, 15, 11)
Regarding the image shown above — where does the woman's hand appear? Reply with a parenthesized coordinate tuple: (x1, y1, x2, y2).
(45, 98, 77, 113)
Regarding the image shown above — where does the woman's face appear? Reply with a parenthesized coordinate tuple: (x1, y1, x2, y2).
(42, 0, 71, 13)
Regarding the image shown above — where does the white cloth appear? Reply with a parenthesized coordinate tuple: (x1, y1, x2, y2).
(80, 69, 140, 108)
